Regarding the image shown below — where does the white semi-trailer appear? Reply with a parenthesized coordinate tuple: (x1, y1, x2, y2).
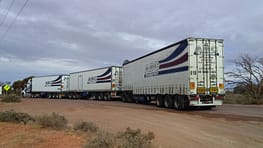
(69, 66, 122, 100)
(26, 75, 70, 98)
(122, 38, 224, 109)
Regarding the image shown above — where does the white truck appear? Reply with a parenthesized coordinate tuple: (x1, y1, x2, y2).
(69, 66, 122, 100)
(24, 75, 70, 98)
(122, 37, 224, 110)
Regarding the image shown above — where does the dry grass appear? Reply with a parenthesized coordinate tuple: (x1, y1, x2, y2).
(84, 127, 155, 148)
(34, 112, 68, 130)
(1, 94, 21, 103)
(0, 110, 34, 124)
(224, 93, 263, 104)
(74, 121, 98, 133)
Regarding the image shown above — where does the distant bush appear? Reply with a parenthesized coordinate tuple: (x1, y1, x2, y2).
(224, 93, 263, 104)
(74, 121, 98, 133)
(84, 127, 155, 148)
(84, 131, 115, 148)
(0, 110, 34, 124)
(35, 112, 67, 130)
(1, 95, 21, 103)
(116, 127, 155, 148)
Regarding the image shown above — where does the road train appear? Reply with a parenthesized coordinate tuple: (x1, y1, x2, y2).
(23, 37, 225, 110)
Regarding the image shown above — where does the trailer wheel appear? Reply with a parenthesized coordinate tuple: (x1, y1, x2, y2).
(121, 92, 129, 102)
(174, 96, 182, 110)
(124, 92, 134, 103)
(98, 94, 103, 100)
(183, 97, 189, 110)
(164, 95, 174, 108)
(146, 96, 151, 103)
(103, 93, 109, 101)
(156, 95, 164, 107)
(122, 97, 127, 102)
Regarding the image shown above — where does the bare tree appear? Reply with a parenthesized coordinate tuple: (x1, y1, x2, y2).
(226, 54, 263, 100)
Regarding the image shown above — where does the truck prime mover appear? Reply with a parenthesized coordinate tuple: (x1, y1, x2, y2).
(122, 38, 224, 109)
(23, 37, 224, 110)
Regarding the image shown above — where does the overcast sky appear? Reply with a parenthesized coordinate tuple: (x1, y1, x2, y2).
(0, 0, 262, 83)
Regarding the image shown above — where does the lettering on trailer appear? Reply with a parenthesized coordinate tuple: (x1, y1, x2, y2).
(45, 75, 62, 87)
(144, 40, 189, 78)
(87, 67, 112, 84)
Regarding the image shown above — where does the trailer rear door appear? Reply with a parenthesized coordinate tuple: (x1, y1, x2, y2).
(189, 38, 224, 97)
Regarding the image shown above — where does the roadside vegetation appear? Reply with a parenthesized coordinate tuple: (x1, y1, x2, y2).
(74, 121, 98, 133)
(0, 110, 156, 148)
(0, 110, 33, 124)
(84, 128, 155, 148)
(1, 94, 21, 103)
(35, 112, 68, 130)
(224, 92, 263, 104)
(225, 54, 263, 104)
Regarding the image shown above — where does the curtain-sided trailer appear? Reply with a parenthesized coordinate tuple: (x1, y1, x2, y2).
(24, 75, 70, 98)
(122, 38, 224, 109)
(68, 66, 122, 100)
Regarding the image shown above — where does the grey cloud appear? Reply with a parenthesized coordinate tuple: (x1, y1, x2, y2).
(0, 0, 262, 82)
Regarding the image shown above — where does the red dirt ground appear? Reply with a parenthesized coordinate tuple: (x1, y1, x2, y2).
(0, 122, 85, 148)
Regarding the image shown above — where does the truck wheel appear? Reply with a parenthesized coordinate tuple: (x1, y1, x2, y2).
(174, 96, 181, 110)
(146, 96, 151, 103)
(156, 95, 164, 107)
(127, 93, 134, 103)
(164, 95, 174, 108)
(103, 94, 109, 101)
(122, 96, 127, 102)
(121, 93, 128, 102)
(183, 97, 189, 110)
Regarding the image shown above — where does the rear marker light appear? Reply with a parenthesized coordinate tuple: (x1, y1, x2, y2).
(219, 83, 224, 89)
(190, 82, 195, 89)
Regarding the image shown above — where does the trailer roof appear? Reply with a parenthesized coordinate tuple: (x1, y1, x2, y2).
(32, 74, 69, 78)
(123, 37, 223, 65)
(69, 66, 122, 74)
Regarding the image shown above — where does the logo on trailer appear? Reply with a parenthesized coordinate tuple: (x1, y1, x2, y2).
(45, 75, 62, 87)
(144, 40, 189, 78)
(87, 68, 112, 84)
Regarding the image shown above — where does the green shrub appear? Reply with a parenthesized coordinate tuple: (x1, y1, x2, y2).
(83, 131, 114, 148)
(35, 112, 67, 130)
(0, 110, 34, 124)
(116, 127, 155, 148)
(1, 95, 21, 103)
(74, 121, 98, 133)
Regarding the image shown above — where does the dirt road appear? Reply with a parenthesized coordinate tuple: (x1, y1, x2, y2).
(0, 99, 262, 148)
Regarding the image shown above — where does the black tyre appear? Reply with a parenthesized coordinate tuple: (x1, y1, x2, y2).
(174, 96, 182, 110)
(156, 95, 164, 107)
(121, 93, 128, 102)
(103, 93, 110, 101)
(164, 95, 174, 108)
